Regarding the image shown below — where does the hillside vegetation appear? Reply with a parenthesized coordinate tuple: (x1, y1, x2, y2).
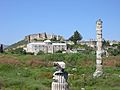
(6, 40, 28, 50)
(0, 53, 120, 90)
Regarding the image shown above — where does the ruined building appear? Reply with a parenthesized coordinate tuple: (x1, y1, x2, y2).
(25, 33, 64, 42)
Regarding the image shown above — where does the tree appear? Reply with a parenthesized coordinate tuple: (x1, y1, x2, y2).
(55, 50, 62, 53)
(69, 30, 82, 44)
(103, 39, 110, 49)
(37, 50, 44, 55)
(0, 44, 3, 53)
(44, 32, 47, 39)
(51, 36, 57, 41)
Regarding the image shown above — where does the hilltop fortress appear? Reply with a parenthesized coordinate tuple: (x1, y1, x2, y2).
(25, 33, 64, 42)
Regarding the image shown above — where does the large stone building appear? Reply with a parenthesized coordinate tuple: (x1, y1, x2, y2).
(25, 33, 64, 42)
(24, 40, 67, 54)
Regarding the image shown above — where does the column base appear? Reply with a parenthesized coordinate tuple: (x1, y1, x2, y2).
(52, 82, 69, 90)
(93, 65, 103, 78)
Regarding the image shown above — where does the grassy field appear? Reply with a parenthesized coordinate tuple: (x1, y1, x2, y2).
(0, 53, 120, 90)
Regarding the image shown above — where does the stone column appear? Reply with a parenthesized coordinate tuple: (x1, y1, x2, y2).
(52, 62, 69, 90)
(93, 19, 103, 78)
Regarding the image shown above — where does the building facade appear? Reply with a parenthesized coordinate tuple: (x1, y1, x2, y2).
(24, 40, 67, 54)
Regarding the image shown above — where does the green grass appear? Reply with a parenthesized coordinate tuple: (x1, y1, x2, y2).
(0, 53, 120, 90)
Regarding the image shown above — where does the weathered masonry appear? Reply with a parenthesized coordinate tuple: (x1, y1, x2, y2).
(52, 62, 69, 90)
(93, 19, 103, 77)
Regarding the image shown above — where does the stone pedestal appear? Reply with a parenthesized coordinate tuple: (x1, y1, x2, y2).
(51, 62, 69, 90)
(52, 82, 68, 90)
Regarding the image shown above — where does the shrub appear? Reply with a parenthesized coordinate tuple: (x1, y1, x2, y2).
(37, 51, 44, 55)
(7, 48, 26, 55)
(55, 50, 62, 53)
(26, 52, 34, 55)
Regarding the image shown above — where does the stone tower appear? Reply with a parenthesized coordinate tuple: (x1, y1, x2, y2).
(93, 19, 103, 78)
(52, 62, 69, 90)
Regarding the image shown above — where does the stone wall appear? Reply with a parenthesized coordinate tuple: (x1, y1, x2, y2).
(25, 33, 64, 42)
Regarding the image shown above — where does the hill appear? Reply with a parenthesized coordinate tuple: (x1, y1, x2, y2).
(5, 40, 28, 51)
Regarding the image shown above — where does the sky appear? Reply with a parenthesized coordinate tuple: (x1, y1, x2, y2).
(0, 0, 120, 45)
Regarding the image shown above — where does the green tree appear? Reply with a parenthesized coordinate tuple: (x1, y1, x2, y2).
(44, 32, 47, 39)
(55, 50, 62, 53)
(51, 37, 57, 41)
(69, 30, 82, 44)
(37, 50, 44, 55)
(103, 39, 110, 49)
(0, 44, 3, 53)
(33, 38, 37, 41)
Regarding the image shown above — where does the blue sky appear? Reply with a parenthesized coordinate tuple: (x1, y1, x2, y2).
(0, 0, 120, 45)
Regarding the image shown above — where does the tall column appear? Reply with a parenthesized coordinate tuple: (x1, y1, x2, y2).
(93, 19, 103, 78)
(52, 62, 69, 90)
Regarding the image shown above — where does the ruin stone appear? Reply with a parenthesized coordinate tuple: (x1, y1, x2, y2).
(93, 19, 103, 78)
(52, 62, 69, 90)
